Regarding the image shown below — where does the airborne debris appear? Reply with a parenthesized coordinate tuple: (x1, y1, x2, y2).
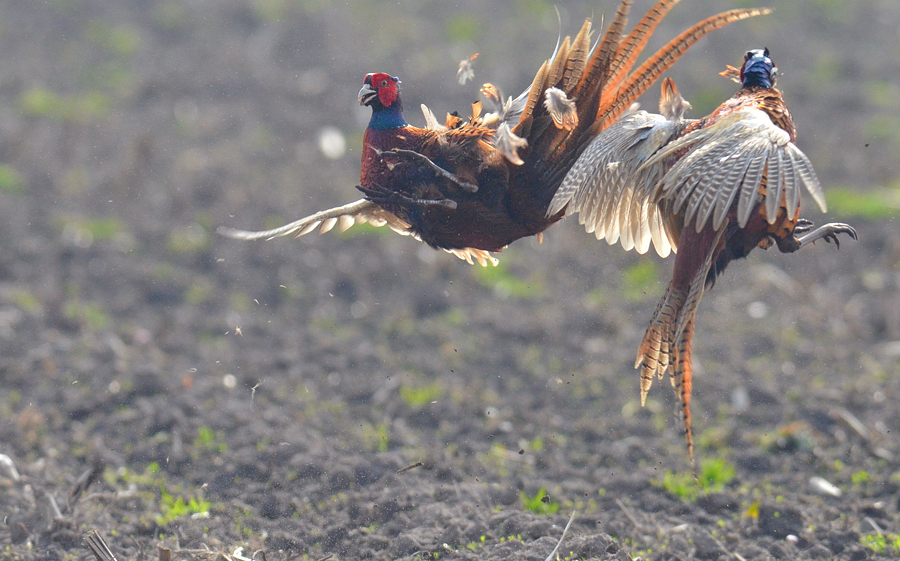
(457, 53, 478, 84)
(544, 87, 578, 130)
(494, 122, 528, 165)
(396, 461, 425, 474)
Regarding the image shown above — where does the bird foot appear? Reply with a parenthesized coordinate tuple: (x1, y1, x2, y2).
(373, 147, 479, 193)
(792, 218, 815, 233)
(777, 220, 858, 253)
(357, 184, 458, 210)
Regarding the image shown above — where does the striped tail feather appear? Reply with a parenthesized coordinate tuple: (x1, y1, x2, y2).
(670, 309, 697, 472)
(635, 283, 682, 405)
(600, 0, 683, 109)
(594, 8, 774, 131)
(635, 223, 725, 472)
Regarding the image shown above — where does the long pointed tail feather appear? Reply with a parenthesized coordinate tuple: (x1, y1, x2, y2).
(573, 0, 632, 115)
(671, 312, 697, 473)
(601, 0, 683, 108)
(635, 224, 725, 471)
(595, 8, 773, 129)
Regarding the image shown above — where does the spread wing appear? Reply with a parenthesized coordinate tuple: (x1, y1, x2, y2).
(550, 110, 683, 257)
(644, 107, 826, 232)
(218, 199, 499, 266)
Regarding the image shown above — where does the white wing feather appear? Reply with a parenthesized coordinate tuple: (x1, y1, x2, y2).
(218, 199, 499, 266)
(643, 107, 826, 232)
(552, 110, 684, 257)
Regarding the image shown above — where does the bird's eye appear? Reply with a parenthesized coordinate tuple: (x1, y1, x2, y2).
(744, 51, 753, 61)
(380, 79, 389, 87)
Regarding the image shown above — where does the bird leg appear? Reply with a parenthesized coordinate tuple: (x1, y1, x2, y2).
(371, 146, 479, 193)
(776, 219, 858, 253)
(357, 184, 458, 210)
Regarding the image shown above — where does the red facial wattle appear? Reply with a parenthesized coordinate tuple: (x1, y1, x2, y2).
(366, 73, 398, 107)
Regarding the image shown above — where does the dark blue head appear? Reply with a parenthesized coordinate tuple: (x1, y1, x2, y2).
(740, 48, 777, 89)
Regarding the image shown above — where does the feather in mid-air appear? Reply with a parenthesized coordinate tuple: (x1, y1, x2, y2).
(219, 0, 772, 269)
(551, 47, 857, 470)
(457, 53, 479, 85)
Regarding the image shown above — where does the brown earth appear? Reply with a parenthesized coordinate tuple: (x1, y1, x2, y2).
(1, 1, 899, 560)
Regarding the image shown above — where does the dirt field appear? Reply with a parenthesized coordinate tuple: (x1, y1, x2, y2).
(1, 1, 899, 560)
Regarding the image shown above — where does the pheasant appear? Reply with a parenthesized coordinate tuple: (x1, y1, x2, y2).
(219, 0, 771, 267)
(551, 48, 858, 468)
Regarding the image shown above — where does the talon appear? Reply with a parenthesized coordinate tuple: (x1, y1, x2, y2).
(795, 222, 858, 249)
(793, 218, 815, 235)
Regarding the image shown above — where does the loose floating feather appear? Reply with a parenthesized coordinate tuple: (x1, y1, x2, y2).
(494, 122, 528, 166)
(544, 87, 579, 130)
(457, 53, 478, 85)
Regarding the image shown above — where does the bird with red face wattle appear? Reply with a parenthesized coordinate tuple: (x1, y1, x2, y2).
(354, 71, 527, 257)
(551, 47, 857, 470)
(219, 0, 771, 267)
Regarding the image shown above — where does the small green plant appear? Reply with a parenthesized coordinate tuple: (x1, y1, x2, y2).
(465, 535, 488, 551)
(659, 458, 736, 501)
(357, 422, 390, 453)
(621, 260, 659, 302)
(11, 290, 42, 314)
(195, 426, 227, 453)
(0, 164, 26, 195)
(165, 225, 210, 255)
(861, 533, 900, 556)
(743, 499, 760, 519)
(661, 470, 699, 501)
(825, 187, 899, 220)
(472, 259, 542, 298)
(699, 457, 736, 490)
(520, 487, 560, 515)
(851, 470, 871, 485)
(63, 300, 111, 331)
(400, 383, 442, 409)
(20, 88, 111, 122)
(157, 489, 210, 525)
(84, 19, 142, 57)
(105, 464, 214, 526)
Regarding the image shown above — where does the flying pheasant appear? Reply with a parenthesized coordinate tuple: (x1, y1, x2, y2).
(219, 1, 771, 269)
(551, 48, 857, 468)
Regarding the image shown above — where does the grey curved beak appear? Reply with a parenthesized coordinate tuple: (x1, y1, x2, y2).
(358, 83, 375, 106)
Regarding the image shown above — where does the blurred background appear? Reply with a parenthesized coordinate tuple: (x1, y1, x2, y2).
(1, 1, 898, 559)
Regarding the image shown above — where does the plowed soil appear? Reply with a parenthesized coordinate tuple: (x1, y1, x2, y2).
(2, 1, 899, 560)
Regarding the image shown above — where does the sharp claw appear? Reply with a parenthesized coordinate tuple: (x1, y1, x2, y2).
(793, 218, 815, 235)
(795, 222, 858, 249)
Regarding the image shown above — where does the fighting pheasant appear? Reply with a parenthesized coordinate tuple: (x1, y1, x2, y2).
(219, 0, 771, 267)
(550, 48, 857, 468)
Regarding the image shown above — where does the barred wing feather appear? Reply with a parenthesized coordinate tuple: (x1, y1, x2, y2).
(218, 199, 499, 266)
(644, 107, 826, 232)
(551, 110, 679, 257)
